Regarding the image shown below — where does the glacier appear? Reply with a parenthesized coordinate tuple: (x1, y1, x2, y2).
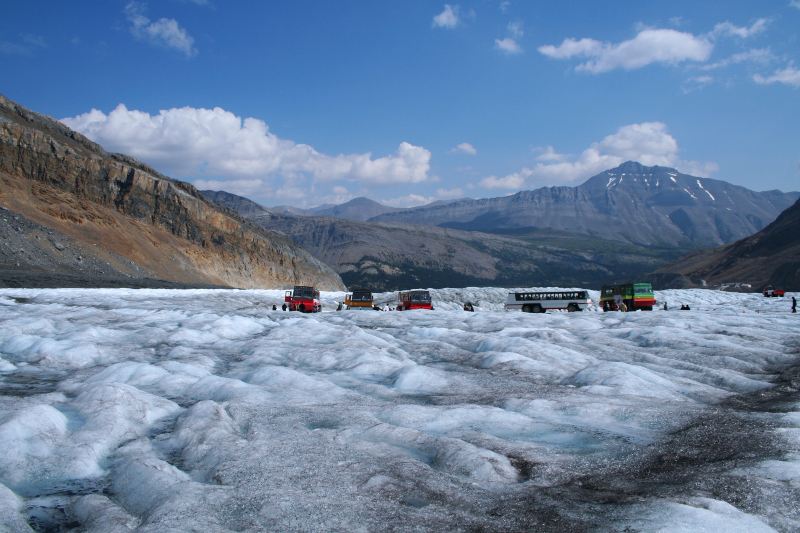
(0, 287, 798, 531)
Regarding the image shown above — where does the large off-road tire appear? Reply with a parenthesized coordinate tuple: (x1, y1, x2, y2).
(298, 303, 306, 313)
(522, 305, 533, 313)
(533, 304, 544, 313)
(567, 303, 579, 312)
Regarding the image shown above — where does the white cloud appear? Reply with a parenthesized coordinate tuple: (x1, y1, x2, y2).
(682, 75, 714, 93)
(313, 186, 355, 206)
(791, 0, 800, 9)
(495, 37, 522, 54)
(499, 1, 511, 13)
(539, 28, 712, 73)
(451, 142, 477, 155)
(480, 173, 527, 189)
(432, 5, 460, 29)
(383, 194, 436, 208)
(711, 19, 768, 39)
(539, 37, 602, 59)
(699, 48, 773, 71)
(753, 65, 800, 87)
(495, 20, 523, 54)
(507, 21, 524, 39)
(479, 122, 716, 190)
(383, 187, 464, 208)
(125, 2, 197, 57)
(61, 104, 432, 190)
(0, 33, 46, 56)
(435, 187, 464, 199)
(535, 145, 567, 162)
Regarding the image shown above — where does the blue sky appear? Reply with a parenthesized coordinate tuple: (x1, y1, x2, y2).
(1, 1, 798, 207)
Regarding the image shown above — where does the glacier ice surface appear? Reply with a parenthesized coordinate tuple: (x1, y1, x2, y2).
(0, 287, 798, 530)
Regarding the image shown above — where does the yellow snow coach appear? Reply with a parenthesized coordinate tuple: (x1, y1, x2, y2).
(344, 288, 375, 310)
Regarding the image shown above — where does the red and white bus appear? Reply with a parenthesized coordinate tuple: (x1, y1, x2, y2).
(396, 290, 433, 311)
(763, 286, 785, 297)
(285, 286, 322, 313)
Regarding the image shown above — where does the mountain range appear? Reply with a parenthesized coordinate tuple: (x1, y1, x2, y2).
(0, 94, 344, 290)
(371, 161, 798, 248)
(260, 197, 404, 221)
(2, 93, 796, 292)
(203, 190, 681, 290)
(203, 162, 797, 290)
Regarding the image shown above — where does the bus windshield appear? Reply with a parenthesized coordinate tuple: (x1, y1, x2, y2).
(293, 287, 317, 299)
(351, 291, 372, 301)
(410, 292, 431, 302)
(634, 284, 652, 295)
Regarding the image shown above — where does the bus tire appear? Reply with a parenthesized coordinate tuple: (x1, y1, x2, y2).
(567, 303, 579, 312)
(298, 303, 306, 313)
(533, 304, 544, 313)
(522, 305, 533, 313)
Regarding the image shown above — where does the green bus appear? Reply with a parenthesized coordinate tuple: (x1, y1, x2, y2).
(600, 283, 656, 312)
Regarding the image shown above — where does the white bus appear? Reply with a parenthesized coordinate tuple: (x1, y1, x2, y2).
(504, 290, 591, 313)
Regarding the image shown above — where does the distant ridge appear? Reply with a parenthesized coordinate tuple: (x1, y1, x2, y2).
(371, 161, 799, 248)
(310, 197, 402, 221)
(207, 190, 680, 291)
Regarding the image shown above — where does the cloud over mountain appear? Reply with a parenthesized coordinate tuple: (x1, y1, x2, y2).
(62, 104, 432, 197)
(480, 122, 716, 189)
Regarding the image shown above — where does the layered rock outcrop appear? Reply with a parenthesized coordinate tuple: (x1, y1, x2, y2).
(0, 94, 344, 290)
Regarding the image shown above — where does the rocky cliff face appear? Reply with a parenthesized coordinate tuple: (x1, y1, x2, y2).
(372, 162, 799, 248)
(0, 94, 345, 290)
(654, 198, 800, 290)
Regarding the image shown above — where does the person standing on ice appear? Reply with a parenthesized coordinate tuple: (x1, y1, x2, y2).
(793, 296, 797, 313)
(663, 302, 668, 311)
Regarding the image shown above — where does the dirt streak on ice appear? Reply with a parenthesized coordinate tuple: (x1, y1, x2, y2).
(0, 287, 797, 531)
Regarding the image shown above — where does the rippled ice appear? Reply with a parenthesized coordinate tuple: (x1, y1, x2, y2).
(0, 287, 798, 531)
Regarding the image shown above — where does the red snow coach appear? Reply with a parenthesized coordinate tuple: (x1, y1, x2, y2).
(763, 286, 785, 297)
(396, 290, 433, 311)
(285, 285, 322, 312)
